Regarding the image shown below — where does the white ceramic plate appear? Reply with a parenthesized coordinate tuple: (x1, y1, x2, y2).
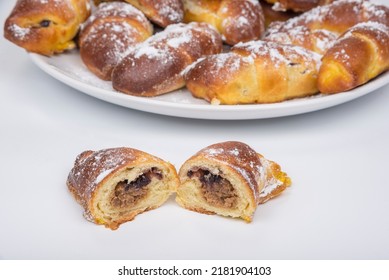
(29, 49, 389, 120)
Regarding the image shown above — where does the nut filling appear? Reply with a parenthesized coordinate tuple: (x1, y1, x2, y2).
(111, 168, 162, 208)
(188, 168, 238, 208)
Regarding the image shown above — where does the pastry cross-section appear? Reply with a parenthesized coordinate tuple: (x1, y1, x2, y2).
(176, 141, 291, 222)
(67, 147, 179, 230)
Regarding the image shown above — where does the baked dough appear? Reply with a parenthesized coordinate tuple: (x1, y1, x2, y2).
(93, 0, 184, 27)
(112, 22, 222, 97)
(184, 40, 321, 104)
(67, 147, 179, 230)
(176, 141, 291, 222)
(79, 2, 153, 80)
(318, 22, 389, 94)
(4, 0, 91, 55)
(264, 0, 389, 54)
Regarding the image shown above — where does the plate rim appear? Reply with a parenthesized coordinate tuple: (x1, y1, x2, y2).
(29, 52, 389, 120)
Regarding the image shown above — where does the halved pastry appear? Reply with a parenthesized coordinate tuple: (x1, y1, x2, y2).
(67, 147, 179, 230)
(176, 141, 291, 222)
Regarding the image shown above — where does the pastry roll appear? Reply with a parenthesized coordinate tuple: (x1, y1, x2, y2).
(67, 147, 179, 230)
(318, 22, 389, 94)
(4, 0, 91, 55)
(184, 40, 321, 105)
(79, 2, 153, 80)
(112, 22, 222, 97)
(176, 141, 291, 222)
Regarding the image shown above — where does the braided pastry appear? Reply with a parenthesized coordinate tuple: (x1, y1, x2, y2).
(79, 2, 153, 81)
(183, 0, 265, 45)
(112, 22, 223, 97)
(265, 0, 389, 54)
(184, 40, 321, 105)
(264, 0, 335, 12)
(4, 0, 90, 56)
(176, 141, 291, 222)
(67, 147, 179, 230)
(318, 22, 389, 94)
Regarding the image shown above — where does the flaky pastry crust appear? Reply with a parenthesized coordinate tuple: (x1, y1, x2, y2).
(176, 141, 291, 222)
(67, 147, 179, 230)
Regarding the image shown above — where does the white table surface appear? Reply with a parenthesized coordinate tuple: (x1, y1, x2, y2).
(1, 0, 388, 260)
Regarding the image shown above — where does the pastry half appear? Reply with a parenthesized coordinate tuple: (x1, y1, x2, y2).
(67, 147, 179, 230)
(176, 141, 291, 222)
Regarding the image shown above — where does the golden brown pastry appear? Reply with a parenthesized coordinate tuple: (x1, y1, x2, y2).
(184, 40, 321, 105)
(67, 147, 179, 230)
(123, 0, 184, 27)
(264, 0, 335, 12)
(79, 2, 153, 81)
(318, 22, 389, 94)
(183, 0, 265, 45)
(112, 22, 223, 97)
(264, 0, 389, 54)
(4, 0, 91, 55)
(176, 141, 291, 222)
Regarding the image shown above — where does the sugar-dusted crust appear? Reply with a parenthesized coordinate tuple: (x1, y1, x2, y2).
(112, 22, 222, 97)
(67, 147, 179, 230)
(78, 2, 153, 81)
(4, 0, 91, 55)
(264, 0, 389, 54)
(176, 141, 291, 222)
(184, 40, 321, 104)
(318, 22, 389, 94)
(183, 0, 265, 45)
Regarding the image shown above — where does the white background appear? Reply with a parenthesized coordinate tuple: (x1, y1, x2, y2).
(1, 0, 388, 260)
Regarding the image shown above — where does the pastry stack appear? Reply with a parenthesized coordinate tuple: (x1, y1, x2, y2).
(4, 0, 389, 103)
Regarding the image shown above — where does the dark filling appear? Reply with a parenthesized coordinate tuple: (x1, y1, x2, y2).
(188, 168, 237, 208)
(39, 20, 51, 28)
(111, 168, 162, 208)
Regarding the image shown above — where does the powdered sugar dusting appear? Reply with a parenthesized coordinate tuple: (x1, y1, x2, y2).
(265, 0, 389, 53)
(84, 1, 150, 28)
(330, 21, 389, 65)
(234, 40, 320, 69)
(83, 21, 142, 63)
(257, 157, 284, 200)
(259, 177, 284, 198)
(7, 24, 30, 40)
(205, 148, 224, 156)
(156, 1, 183, 23)
(67, 148, 138, 220)
(125, 22, 219, 63)
(79, 1, 153, 77)
(343, 21, 389, 42)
